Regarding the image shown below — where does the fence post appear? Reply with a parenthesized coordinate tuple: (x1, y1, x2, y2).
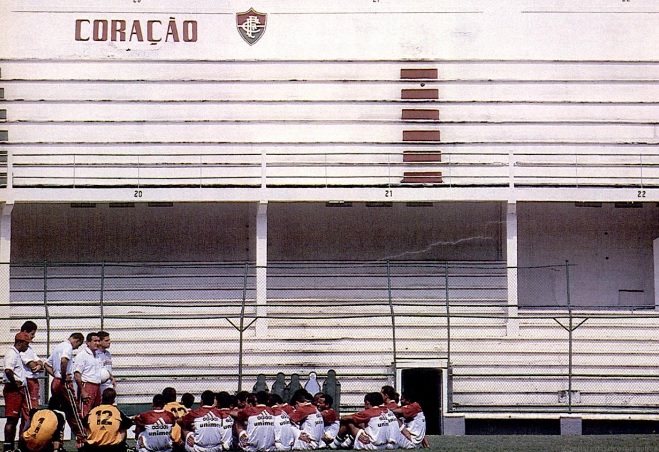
(445, 261, 451, 368)
(386, 261, 398, 387)
(238, 262, 249, 392)
(445, 261, 454, 412)
(566, 260, 573, 413)
(43, 261, 52, 404)
(100, 262, 105, 330)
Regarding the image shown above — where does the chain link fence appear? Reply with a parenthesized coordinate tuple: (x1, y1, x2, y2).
(2, 261, 659, 417)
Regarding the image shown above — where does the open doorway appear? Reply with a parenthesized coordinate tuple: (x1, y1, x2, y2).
(400, 368, 442, 435)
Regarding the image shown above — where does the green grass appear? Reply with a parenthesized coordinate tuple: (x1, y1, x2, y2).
(67, 435, 659, 452)
(427, 434, 659, 452)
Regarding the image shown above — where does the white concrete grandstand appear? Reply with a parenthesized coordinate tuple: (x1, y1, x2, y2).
(1, 0, 659, 435)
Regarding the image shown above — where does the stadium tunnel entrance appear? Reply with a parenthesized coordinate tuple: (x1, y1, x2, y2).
(400, 367, 442, 435)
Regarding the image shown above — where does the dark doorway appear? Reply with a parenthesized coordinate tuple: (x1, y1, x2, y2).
(400, 368, 442, 435)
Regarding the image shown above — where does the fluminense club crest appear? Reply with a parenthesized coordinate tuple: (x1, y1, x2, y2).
(236, 8, 267, 45)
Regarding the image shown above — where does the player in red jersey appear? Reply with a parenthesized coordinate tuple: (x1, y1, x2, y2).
(214, 392, 236, 451)
(389, 392, 427, 449)
(234, 391, 275, 452)
(330, 392, 390, 450)
(134, 394, 178, 452)
(268, 393, 295, 451)
(288, 391, 324, 450)
(179, 391, 225, 452)
(380, 385, 408, 449)
(313, 393, 339, 447)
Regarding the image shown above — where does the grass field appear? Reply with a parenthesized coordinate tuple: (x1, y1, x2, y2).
(68, 435, 659, 452)
(427, 434, 659, 451)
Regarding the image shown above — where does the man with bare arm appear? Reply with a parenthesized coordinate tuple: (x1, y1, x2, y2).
(44, 333, 85, 452)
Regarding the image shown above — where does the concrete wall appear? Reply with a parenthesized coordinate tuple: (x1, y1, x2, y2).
(517, 202, 659, 308)
(10, 202, 253, 262)
(268, 202, 504, 261)
(9, 201, 505, 263)
(10, 201, 659, 309)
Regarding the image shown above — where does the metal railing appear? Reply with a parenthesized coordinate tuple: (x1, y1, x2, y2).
(7, 149, 659, 189)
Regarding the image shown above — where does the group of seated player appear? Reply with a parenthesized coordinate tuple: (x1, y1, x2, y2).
(18, 385, 427, 452)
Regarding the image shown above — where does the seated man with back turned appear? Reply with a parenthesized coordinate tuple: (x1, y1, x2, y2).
(83, 388, 134, 452)
(134, 394, 178, 452)
(19, 403, 66, 452)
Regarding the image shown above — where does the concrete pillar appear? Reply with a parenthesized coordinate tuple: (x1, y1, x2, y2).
(653, 238, 659, 307)
(560, 415, 582, 435)
(0, 203, 13, 338)
(506, 201, 519, 336)
(255, 201, 268, 335)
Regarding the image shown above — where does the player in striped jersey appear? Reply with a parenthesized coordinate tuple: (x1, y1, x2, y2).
(134, 394, 177, 452)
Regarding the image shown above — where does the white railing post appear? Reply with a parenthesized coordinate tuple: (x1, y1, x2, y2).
(256, 201, 268, 335)
(506, 201, 519, 337)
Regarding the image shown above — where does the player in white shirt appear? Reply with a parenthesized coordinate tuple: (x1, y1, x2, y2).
(19, 321, 44, 412)
(73, 333, 102, 421)
(3, 332, 32, 452)
(95, 331, 116, 393)
(214, 391, 236, 451)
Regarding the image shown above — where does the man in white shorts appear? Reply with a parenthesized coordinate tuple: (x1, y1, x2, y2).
(330, 392, 390, 451)
(288, 391, 324, 450)
(313, 393, 339, 447)
(389, 393, 426, 449)
(379, 386, 408, 449)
